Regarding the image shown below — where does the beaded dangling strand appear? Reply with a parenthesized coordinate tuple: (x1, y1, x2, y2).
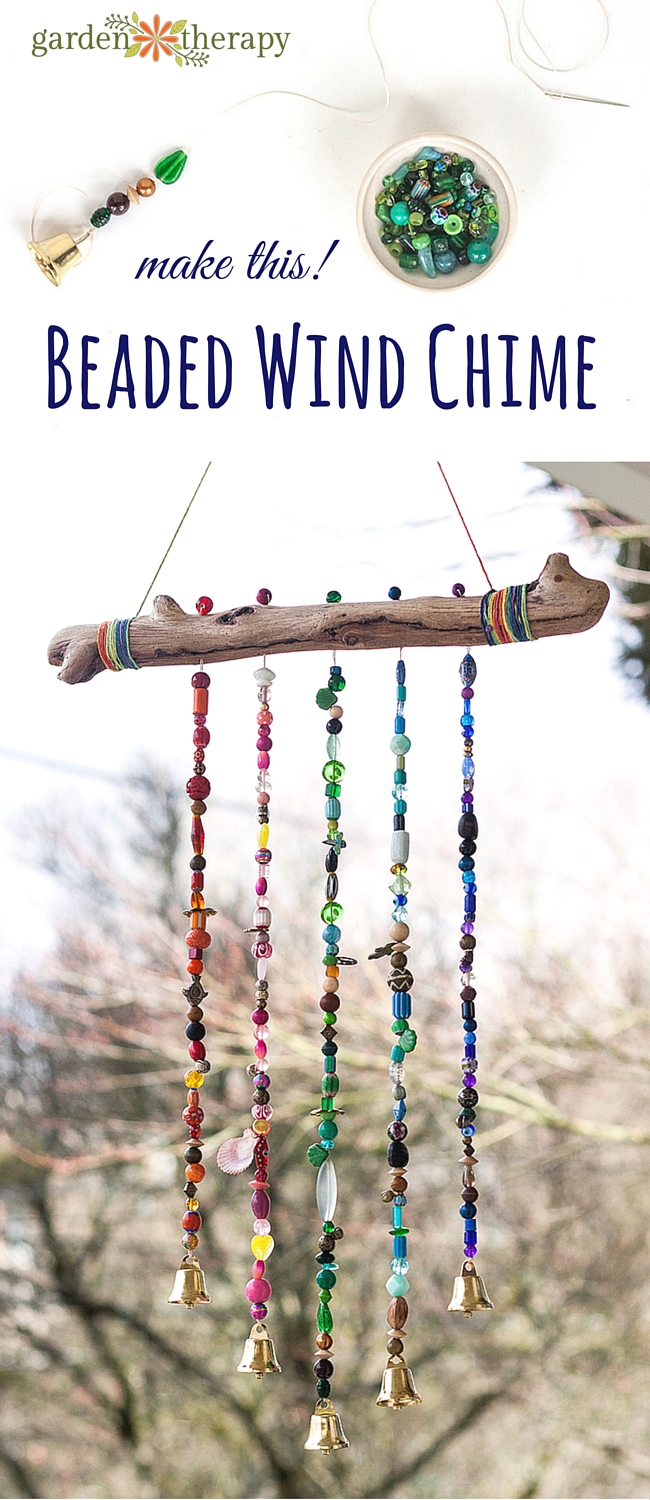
(373, 642, 422, 1408)
(215, 591, 282, 1376)
(447, 630, 494, 1318)
(304, 640, 351, 1454)
(168, 634, 215, 1309)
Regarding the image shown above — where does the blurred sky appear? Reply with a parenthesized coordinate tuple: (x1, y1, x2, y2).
(0, 460, 646, 1021)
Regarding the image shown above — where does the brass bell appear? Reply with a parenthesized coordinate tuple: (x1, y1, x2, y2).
(447, 1258, 494, 1317)
(27, 230, 92, 287)
(304, 1399, 350, 1453)
(237, 1321, 282, 1378)
(167, 1255, 211, 1309)
(376, 1354, 422, 1408)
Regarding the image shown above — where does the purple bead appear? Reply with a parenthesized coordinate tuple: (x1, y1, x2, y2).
(452, 582, 466, 597)
(251, 1189, 270, 1218)
(460, 960, 472, 973)
(254, 1073, 270, 1088)
(464, 1244, 478, 1257)
(388, 1121, 407, 1140)
(463, 1073, 476, 1086)
(462, 793, 474, 804)
(461, 921, 474, 934)
(255, 850, 272, 864)
(251, 1301, 268, 1318)
(462, 687, 474, 699)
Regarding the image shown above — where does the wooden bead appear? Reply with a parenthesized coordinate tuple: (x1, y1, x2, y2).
(387, 1296, 409, 1330)
(136, 177, 156, 197)
(191, 800, 207, 815)
(392, 922, 410, 941)
(186, 1006, 204, 1021)
(387, 1337, 404, 1355)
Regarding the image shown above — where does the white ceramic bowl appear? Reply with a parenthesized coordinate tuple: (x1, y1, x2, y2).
(357, 133, 517, 290)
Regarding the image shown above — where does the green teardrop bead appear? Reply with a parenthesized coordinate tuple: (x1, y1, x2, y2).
(317, 1304, 333, 1333)
(154, 149, 188, 185)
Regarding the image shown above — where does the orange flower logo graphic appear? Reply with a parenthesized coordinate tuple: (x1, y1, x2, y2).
(130, 15, 183, 60)
(104, 12, 211, 66)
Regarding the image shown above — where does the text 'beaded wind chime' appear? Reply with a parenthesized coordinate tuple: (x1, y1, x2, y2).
(48, 532, 609, 1452)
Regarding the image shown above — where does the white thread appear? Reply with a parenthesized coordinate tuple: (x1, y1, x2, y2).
(490, 0, 622, 103)
(30, 186, 95, 259)
(186, 0, 389, 153)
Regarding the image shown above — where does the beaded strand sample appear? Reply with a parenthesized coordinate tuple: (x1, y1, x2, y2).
(448, 650, 493, 1316)
(168, 662, 215, 1307)
(241, 662, 280, 1365)
(372, 654, 421, 1407)
(304, 657, 350, 1450)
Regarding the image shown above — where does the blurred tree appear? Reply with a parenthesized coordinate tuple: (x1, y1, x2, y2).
(1, 771, 649, 1500)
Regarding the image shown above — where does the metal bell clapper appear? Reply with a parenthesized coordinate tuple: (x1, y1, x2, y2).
(447, 1259, 494, 1317)
(237, 1322, 281, 1378)
(27, 229, 93, 287)
(304, 1399, 350, 1453)
(167, 1255, 211, 1309)
(376, 1353, 422, 1408)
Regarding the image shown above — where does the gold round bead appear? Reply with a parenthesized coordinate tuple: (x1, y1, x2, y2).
(136, 177, 156, 197)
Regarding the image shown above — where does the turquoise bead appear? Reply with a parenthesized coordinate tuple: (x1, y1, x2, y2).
(467, 240, 491, 264)
(396, 685, 406, 701)
(401, 1028, 417, 1052)
(417, 243, 437, 278)
(325, 798, 341, 819)
(390, 202, 410, 225)
(391, 1045, 405, 1062)
(316, 1269, 337, 1289)
(394, 799, 407, 814)
(386, 1272, 410, 1296)
(318, 1120, 338, 1140)
(390, 734, 411, 754)
(434, 250, 458, 274)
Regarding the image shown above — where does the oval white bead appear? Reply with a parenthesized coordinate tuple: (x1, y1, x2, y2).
(254, 667, 276, 684)
(316, 1157, 337, 1222)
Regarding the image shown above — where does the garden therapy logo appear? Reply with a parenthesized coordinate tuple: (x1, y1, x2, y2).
(107, 12, 208, 65)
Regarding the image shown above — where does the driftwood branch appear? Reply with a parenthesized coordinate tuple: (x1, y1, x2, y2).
(47, 554, 609, 685)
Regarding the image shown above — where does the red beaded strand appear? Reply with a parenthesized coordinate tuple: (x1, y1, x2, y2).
(178, 666, 215, 1260)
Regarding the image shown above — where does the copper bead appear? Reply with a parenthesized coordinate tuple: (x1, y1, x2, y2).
(136, 177, 156, 197)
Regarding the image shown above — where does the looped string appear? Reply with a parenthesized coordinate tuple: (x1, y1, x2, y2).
(97, 618, 140, 671)
(490, 0, 625, 105)
(480, 585, 534, 645)
(30, 186, 96, 260)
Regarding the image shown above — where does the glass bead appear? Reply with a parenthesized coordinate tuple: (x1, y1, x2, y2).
(467, 240, 491, 264)
(390, 734, 411, 754)
(253, 1218, 271, 1235)
(386, 1272, 410, 1296)
(154, 149, 188, 185)
(107, 191, 129, 216)
(322, 761, 345, 783)
(326, 590, 342, 603)
(316, 1268, 336, 1289)
(391, 1257, 409, 1273)
(388, 1061, 405, 1084)
(317, 1304, 333, 1333)
(90, 206, 110, 229)
(251, 1234, 274, 1259)
(316, 1157, 337, 1221)
(389, 202, 410, 225)
(316, 687, 337, 710)
(308, 1143, 328, 1167)
(321, 902, 343, 923)
(401, 1029, 417, 1052)
(184, 1069, 204, 1089)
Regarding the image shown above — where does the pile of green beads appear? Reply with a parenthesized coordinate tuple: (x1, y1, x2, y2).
(374, 147, 499, 279)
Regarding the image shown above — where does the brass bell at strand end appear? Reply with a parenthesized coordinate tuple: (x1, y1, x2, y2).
(236, 1322, 282, 1378)
(447, 1259, 494, 1318)
(304, 1399, 350, 1453)
(167, 1255, 211, 1309)
(376, 1353, 422, 1409)
(27, 229, 93, 287)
